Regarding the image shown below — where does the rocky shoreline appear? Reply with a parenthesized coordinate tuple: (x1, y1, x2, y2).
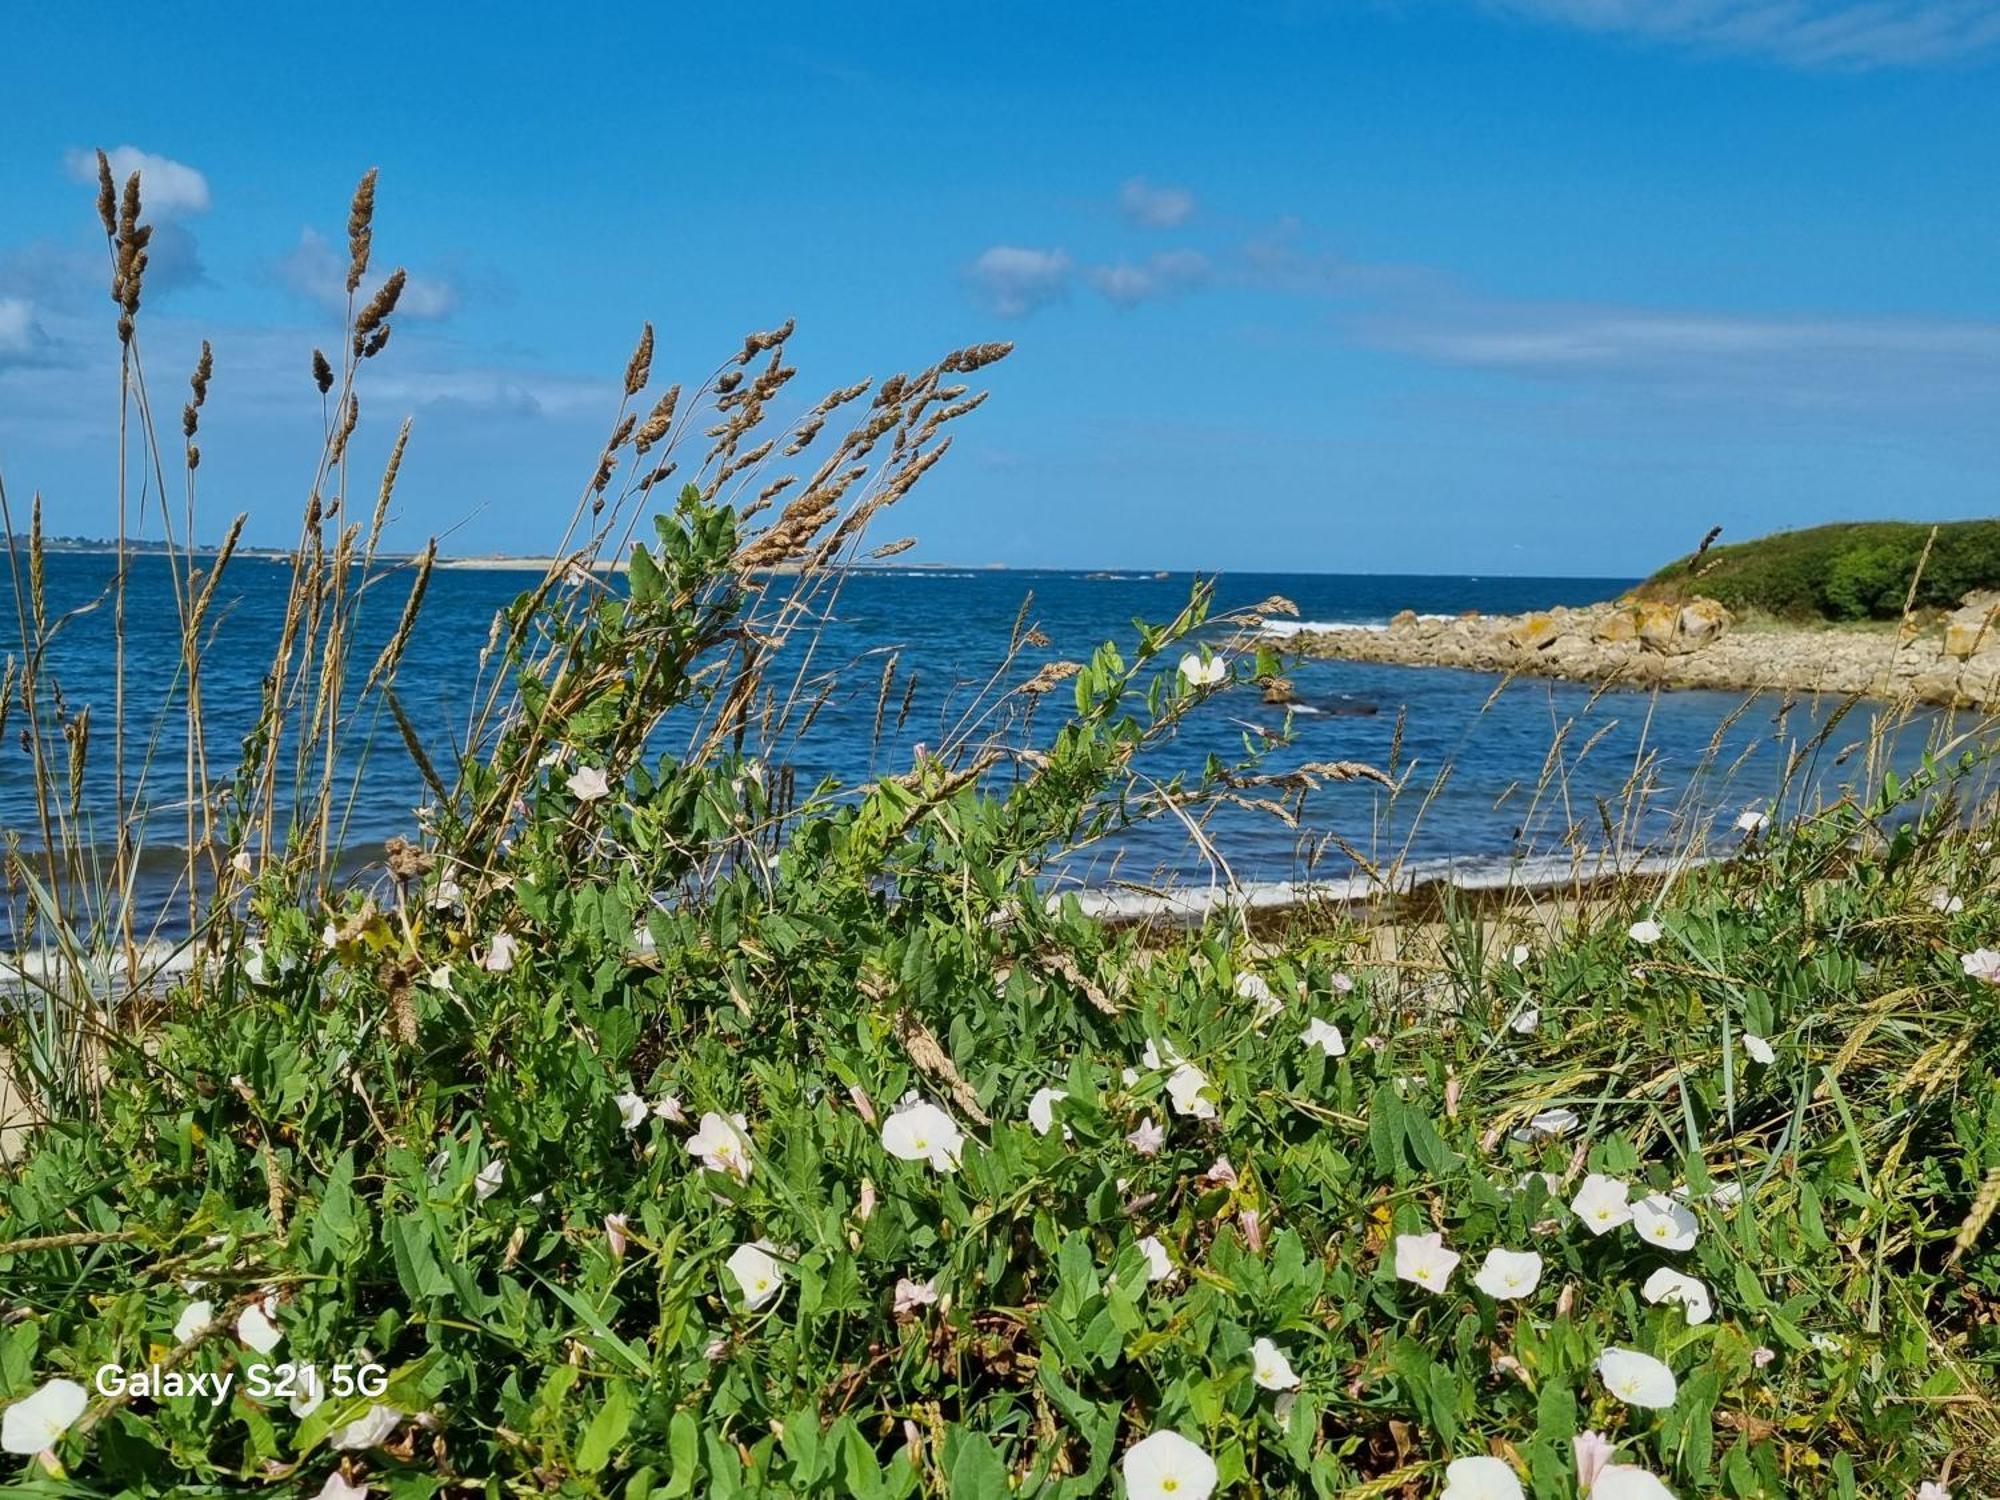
(1279, 592, 2000, 709)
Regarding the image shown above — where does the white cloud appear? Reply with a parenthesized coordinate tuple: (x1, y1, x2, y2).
(967, 246, 1073, 318)
(1088, 250, 1212, 307)
(64, 146, 211, 216)
(1118, 177, 1197, 228)
(273, 228, 459, 320)
(1481, 0, 2000, 68)
(0, 298, 43, 363)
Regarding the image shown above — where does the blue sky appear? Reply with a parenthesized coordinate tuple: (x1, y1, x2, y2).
(2, 1, 1997, 574)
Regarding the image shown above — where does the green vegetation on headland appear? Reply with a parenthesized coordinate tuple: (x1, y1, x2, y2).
(1637, 519, 2000, 622)
(4, 168, 1997, 1500)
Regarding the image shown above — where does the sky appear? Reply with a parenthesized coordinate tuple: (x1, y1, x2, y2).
(2, 1, 1998, 576)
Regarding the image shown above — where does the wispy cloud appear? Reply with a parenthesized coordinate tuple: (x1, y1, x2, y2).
(1088, 250, 1212, 306)
(1480, 0, 2000, 69)
(63, 145, 212, 216)
(0, 298, 50, 367)
(273, 227, 460, 320)
(967, 246, 1074, 318)
(1118, 177, 1197, 228)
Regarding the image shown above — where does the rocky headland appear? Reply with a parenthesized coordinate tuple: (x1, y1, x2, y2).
(1281, 592, 2000, 708)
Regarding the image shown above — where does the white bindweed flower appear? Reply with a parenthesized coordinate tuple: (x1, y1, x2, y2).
(604, 1213, 629, 1259)
(1140, 1038, 1182, 1071)
(328, 1404, 404, 1451)
(1630, 1193, 1698, 1251)
(1126, 1117, 1165, 1155)
(237, 1295, 283, 1354)
(289, 1364, 326, 1418)
(1235, 970, 1282, 1022)
(1509, 1006, 1541, 1035)
(1166, 1062, 1217, 1119)
(1742, 1033, 1775, 1065)
(1962, 948, 2000, 983)
(1735, 809, 1768, 834)
(654, 1095, 686, 1124)
(1393, 1231, 1459, 1294)
(1930, 888, 1964, 914)
(1136, 1235, 1175, 1284)
(566, 765, 610, 801)
(1593, 1466, 1679, 1499)
(1203, 1156, 1239, 1187)
(1573, 1430, 1617, 1492)
(480, 932, 519, 972)
(1508, 943, 1531, 967)
(2, 1377, 87, 1456)
(1571, 1174, 1633, 1235)
(686, 1111, 754, 1180)
(1628, 919, 1662, 944)
(881, 1099, 965, 1172)
(1177, 652, 1227, 689)
(474, 1157, 505, 1202)
(1916, 1482, 1951, 1500)
(893, 1277, 939, 1317)
(316, 1472, 368, 1500)
(615, 1092, 650, 1131)
(1027, 1087, 1069, 1137)
(1439, 1455, 1525, 1500)
(1472, 1247, 1543, 1300)
(1302, 1018, 1347, 1057)
(1515, 1106, 1578, 1141)
(1751, 1345, 1776, 1369)
(1597, 1347, 1678, 1409)
(1121, 1430, 1218, 1500)
(726, 1242, 786, 1310)
(1641, 1267, 1713, 1325)
(173, 1300, 213, 1344)
(1251, 1336, 1299, 1391)
(1330, 970, 1355, 993)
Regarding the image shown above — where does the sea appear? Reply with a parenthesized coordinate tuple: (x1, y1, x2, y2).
(5, 553, 1983, 934)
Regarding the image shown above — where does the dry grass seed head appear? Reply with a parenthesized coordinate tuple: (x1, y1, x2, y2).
(347, 168, 379, 295)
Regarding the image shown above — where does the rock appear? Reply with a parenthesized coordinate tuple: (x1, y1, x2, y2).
(1592, 608, 1640, 644)
(1677, 598, 1732, 647)
(1505, 613, 1562, 651)
(1390, 609, 1419, 630)
(1636, 601, 1685, 654)
(1944, 591, 2000, 659)
(1260, 677, 1297, 705)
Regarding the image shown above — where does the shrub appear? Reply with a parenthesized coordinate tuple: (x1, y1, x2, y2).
(1638, 520, 2000, 621)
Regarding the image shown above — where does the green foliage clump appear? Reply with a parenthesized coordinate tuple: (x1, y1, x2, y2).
(2, 483, 1997, 1498)
(1637, 520, 2000, 622)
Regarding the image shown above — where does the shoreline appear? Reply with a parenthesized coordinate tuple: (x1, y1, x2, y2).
(1272, 595, 2000, 709)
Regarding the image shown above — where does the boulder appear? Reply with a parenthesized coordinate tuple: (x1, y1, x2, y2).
(1260, 676, 1297, 705)
(1505, 612, 1562, 652)
(1636, 601, 1685, 654)
(1592, 608, 1640, 644)
(1677, 598, 1732, 648)
(1943, 591, 2000, 659)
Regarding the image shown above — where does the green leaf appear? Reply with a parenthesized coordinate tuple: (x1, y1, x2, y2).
(577, 1379, 635, 1473)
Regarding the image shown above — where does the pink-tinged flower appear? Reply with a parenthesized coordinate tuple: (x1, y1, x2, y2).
(1202, 1156, 1238, 1187)
(604, 1213, 629, 1259)
(1573, 1430, 1617, 1492)
(686, 1111, 754, 1180)
(654, 1095, 687, 1124)
(1751, 1345, 1776, 1369)
(703, 1336, 730, 1360)
(1961, 948, 2000, 983)
(1240, 1206, 1265, 1253)
(566, 765, 610, 801)
(1329, 970, 1355, 993)
(1126, 1117, 1165, 1155)
(893, 1277, 939, 1318)
(847, 1083, 878, 1126)
(480, 931, 520, 972)
(1392, 1231, 1459, 1294)
(857, 1178, 878, 1221)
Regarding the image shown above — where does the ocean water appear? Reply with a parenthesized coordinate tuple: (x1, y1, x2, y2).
(4, 554, 1978, 927)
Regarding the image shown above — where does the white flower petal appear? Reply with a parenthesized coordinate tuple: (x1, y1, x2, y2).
(1597, 1347, 1678, 1409)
